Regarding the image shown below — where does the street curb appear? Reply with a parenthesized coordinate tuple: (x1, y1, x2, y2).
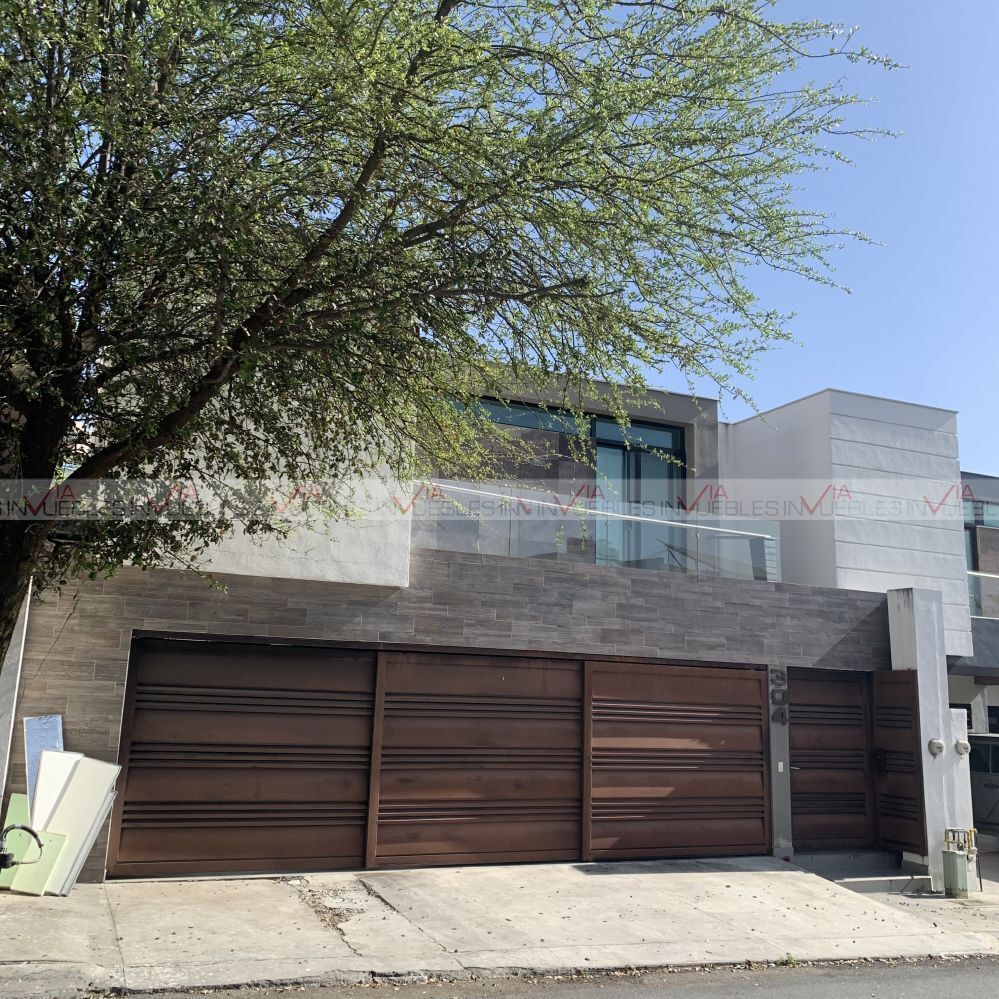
(61, 950, 999, 997)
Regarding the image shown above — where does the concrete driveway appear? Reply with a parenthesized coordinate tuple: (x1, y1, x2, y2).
(1, 855, 995, 997)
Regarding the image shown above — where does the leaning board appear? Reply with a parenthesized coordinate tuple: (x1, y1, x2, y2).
(32, 750, 83, 828)
(0, 793, 32, 889)
(43, 758, 120, 894)
(54, 792, 115, 895)
(9, 831, 66, 895)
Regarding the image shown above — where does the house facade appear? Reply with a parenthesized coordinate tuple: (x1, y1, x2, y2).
(0, 386, 984, 887)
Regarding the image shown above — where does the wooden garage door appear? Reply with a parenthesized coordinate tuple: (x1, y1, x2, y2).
(371, 651, 582, 867)
(108, 640, 375, 877)
(586, 661, 769, 860)
(788, 669, 876, 850)
(111, 640, 772, 876)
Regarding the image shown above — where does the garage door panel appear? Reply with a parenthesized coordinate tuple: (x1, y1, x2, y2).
(592, 771, 765, 799)
(117, 816, 365, 867)
(380, 767, 580, 803)
(386, 654, 581, 698)
(385, 717, 581, 750)
(131, 710, 372, 747)
(591, 813, 767, 857)
(587, 662, 769, 861)
(123, 765, 369, 804)
(791, 766, 868, 797)
(376, 813, 580, 864)
(374, 652, 583, 866)
(137, 646, 374, 691)
(110, 643, 375, 877)
(592, 668, 764, 707)
(592, 725, 765, 753)
(875, 770, 922, 800)
(790, 725, 864, 751)
(790, 675, 866, 704)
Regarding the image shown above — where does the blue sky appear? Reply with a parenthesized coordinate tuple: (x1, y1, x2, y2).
(661, 1, 998, 473)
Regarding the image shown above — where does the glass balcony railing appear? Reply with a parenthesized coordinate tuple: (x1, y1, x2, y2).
(969, 571, 999, 618)
(411, 480, 780, 583)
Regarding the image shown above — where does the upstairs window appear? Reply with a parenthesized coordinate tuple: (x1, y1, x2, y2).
(475, 399, 583, 436)
(592, 416, 682, 452)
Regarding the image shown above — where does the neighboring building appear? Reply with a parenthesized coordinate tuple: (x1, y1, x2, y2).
(0, 385, 982, 888)
(947, 472, 999, 736)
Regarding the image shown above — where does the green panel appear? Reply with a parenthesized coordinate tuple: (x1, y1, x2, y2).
(0, 794, 32, 890)
(9, 831, 65, 896)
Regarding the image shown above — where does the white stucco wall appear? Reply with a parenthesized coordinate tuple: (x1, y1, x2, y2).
(198, 477, 412, 587)
(889, 588, 975, 890)
(721, 392, 837, 588)
(722, 390, 972, 658)
(948, 674, 989, 733)
(827, 391, 971, 658)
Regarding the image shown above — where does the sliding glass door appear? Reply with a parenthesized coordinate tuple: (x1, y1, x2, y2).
(593, 419, 685, 570)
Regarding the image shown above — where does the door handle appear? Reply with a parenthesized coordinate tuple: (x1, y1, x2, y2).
(873, 749, 888, 775)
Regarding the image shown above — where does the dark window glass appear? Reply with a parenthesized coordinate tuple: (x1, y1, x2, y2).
(966, 529, 978, 571)
(593, 416, 681, 451)
(971, 742, 990, 773)
(992, 745, 999, 774)
(964, 499, 978, 527)
(475, 400, 582, 435)
(595, 417, 688, 571)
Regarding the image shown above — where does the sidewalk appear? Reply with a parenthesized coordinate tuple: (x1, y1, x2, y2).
(2, 856, 998, 997)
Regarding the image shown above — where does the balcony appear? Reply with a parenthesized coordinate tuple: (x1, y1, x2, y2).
(969, 571, 999, 618)
(411, 480, 780, 583)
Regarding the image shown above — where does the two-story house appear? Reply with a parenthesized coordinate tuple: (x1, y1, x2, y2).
(0, 385, 982, 888)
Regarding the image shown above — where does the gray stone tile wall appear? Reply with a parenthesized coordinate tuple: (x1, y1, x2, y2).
(5, 548, 890, 881)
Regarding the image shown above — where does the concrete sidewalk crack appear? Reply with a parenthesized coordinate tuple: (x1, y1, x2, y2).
(357, 876, 451, 955)
(102, 883, 129, 987)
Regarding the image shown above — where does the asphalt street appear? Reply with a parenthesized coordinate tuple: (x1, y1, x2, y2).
(111, 956, 999, 999)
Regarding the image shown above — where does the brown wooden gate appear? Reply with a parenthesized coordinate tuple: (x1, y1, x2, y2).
(110, 641, 770, 877)
(370, 651, 583, 867)
(788, 669, 876, 850)
(872, 671, 927, 855)
(585, 661, 769, 860)
(108, 640, 375, 877)
(788, 668, 928, 856)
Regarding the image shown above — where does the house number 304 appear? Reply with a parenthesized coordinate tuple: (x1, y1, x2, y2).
(769, 668, 789, 724)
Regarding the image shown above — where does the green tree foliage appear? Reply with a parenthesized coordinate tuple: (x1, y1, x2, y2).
(0, 0, 893, 660)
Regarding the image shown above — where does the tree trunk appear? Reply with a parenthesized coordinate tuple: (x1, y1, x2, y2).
(0, 521, 50, 670)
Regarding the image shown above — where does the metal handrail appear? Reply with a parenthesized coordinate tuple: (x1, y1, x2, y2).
(428, 482, 776, 540)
